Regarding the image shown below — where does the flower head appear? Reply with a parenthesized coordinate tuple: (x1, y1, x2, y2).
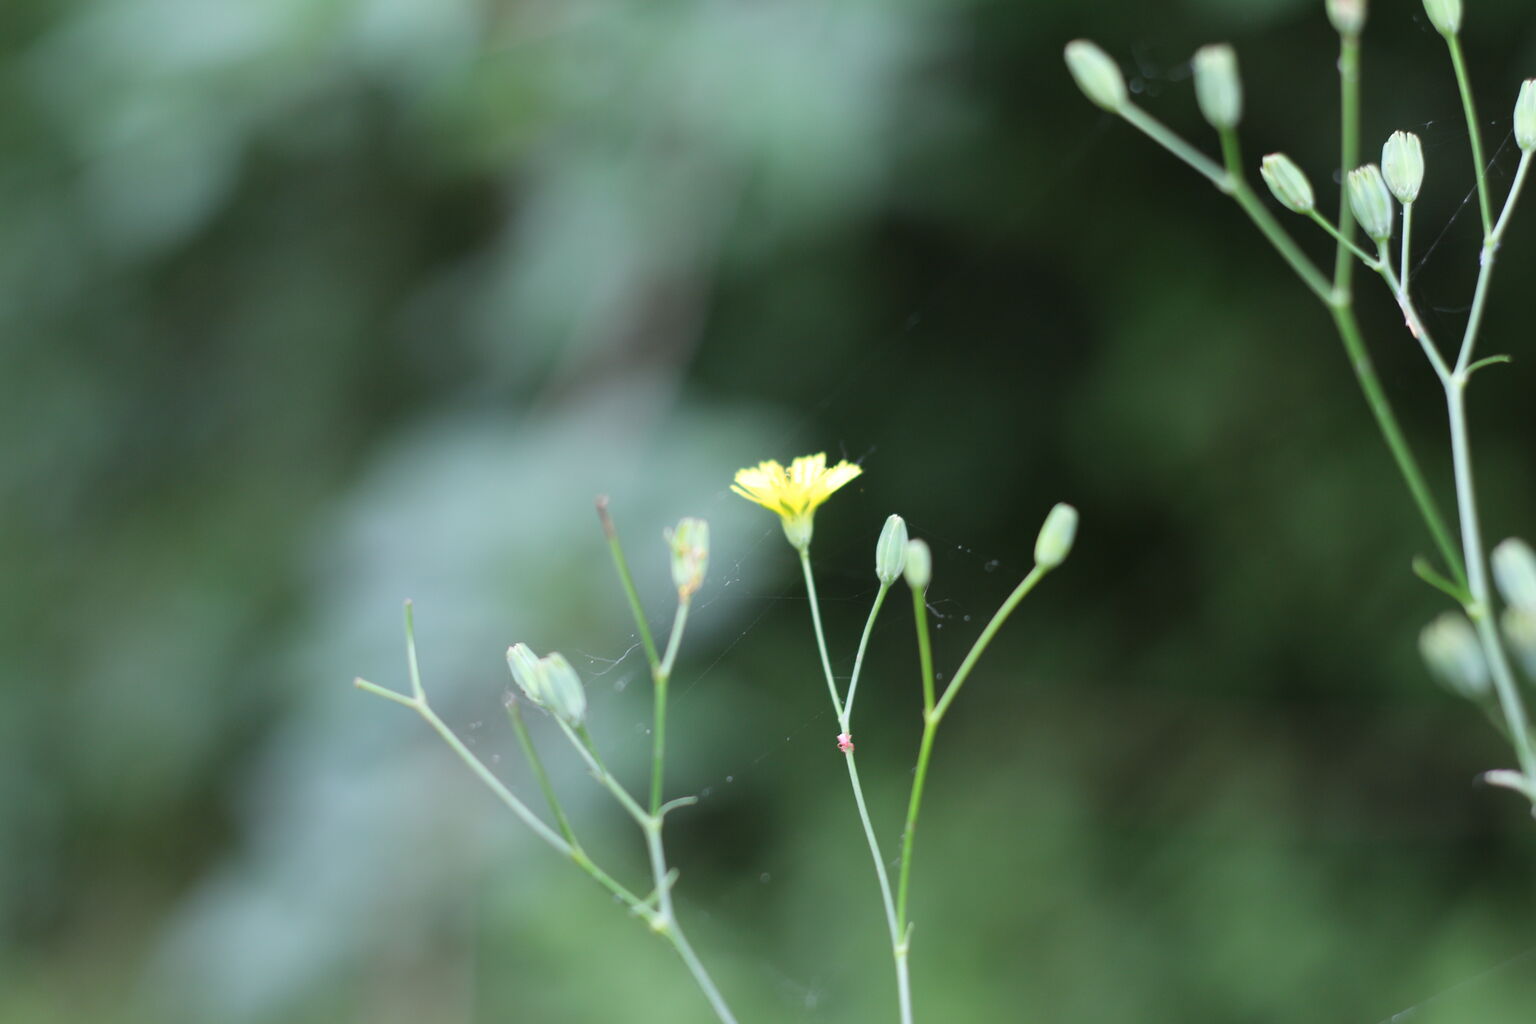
(732, 452, 862, 551)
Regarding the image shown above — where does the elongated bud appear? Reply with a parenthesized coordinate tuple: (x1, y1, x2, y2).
(1260, 154, 1315, 213)
(876, 514, 909, 585)
(539, 652, 587, 726)
(666, 517, 709, 599)
(1381, 131, 1424, 203)
(1492, 538, 1536, 614)
(1346, 164, 1395, 242)
(1515, 80, 1536, 153)
(1034, 503, 1079, 570)
(1422, 0, 1461, 36)
(1502, 608, 1536, 681)
(903, 538, 932, 592)
(507, 643, 547, 705)
(1064, 40, 1127, 113)
(1419, 612, 1489, 700)
(1192, 44, 1242, 130)
(1327, 0, 1366, 36)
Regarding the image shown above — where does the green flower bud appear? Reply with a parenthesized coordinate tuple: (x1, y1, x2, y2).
(1423, 0, 1461, 36)
(1064, 40, 1127, 113)
(666, 517, 709, 599)
(1492, 537, 1536, 614)
(539, 652, 587, 727)
(1419, 612, 1489, 700)
(1034, 503, 1079, 570)
(876, 514, 909, 585)
(507, 643, 547, 706)
(1381, 131, 1424, 203)
(1515, 80, 1536, 152)
(1327, 0, 1367, 36)
(1502, 607, 1536, 681)
(1192, 44, 1242, 131)
(903, 538, 932, 592)
(1346, 164, 1395, 242)
(1260, 154, 1315, 214)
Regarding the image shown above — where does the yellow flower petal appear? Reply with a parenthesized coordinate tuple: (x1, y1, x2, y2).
(731, 452, 862, 550)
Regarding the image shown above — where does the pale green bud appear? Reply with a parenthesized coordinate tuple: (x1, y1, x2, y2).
(1502, 607, 1536, 681)
(1260, 154, 1315, 214)
(1492, 538, 1536, 614)
(1423, 0, 1461, 36)
(1034, 503, 1079, 570)
(903, 538, 932, 592)
(1064, 40, 1127, 113)
(1327, 0, 1367, 36)
(1419, 612, 1490, 700)
(1346, 164, 1395, 242)
(1192, 44, 1242, 131)
(1515, 80, 1536, 152)
(1381, 131, 1424, 203)
(876, 514, 909, 585)
(539, 652, 587, 727)
(507, 643, 547, 705)
(666, 517, 709, 599)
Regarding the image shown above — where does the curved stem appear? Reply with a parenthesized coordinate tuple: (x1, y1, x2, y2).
(798, 547, 910, 1023)
(1446, 36, 1494, 239)
(933, 567, 1047, 721)
(1444, 384, 1536, 783)
(845, 751, 910, 1024)
(799, 550, 846, 721)
(911, 589, 936, 716)
(507, 699, 578, 846)
(1334, 30, 1361, 295)
(843, 582, 891, 729)
(651, 599, 691, 813)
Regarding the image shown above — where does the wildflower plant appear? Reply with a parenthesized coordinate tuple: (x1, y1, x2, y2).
(1067, 0, 1536, 811)
(356, 457, 1077, 1021)
(731, 453, 1077, 1022)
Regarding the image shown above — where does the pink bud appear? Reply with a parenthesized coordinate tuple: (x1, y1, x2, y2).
(836, 732, 854, 753)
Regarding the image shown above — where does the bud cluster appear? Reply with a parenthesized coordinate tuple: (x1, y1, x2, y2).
(507, 643, 588, 726)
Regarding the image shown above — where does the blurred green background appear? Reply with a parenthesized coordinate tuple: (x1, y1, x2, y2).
(8, 0, 1536, 1021)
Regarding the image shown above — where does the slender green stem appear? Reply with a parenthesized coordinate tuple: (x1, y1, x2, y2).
(1218, 136, 1333, 302)
(1456, 151, 1533, 374)
(911, 589, 935, 716)
(655, 892, 739, 1024)
(362, 605, 735, 1023)
(934, 566, 1048, 722)
(507, 699, 578, 846)
(1489, 151, 1534, 245)
(1307, 210, 1380, 269)
(1326, 303, 1467, 588)
(404, 602, 425, 702)
(1400, 202, 1413, 287)
(797, 546, 909, 1024)
(1118, 103, 1226, 187)
(559, 723, 739, 1022)
(1445, 384, 1536, 784)
(651, 599, 691, 813)
(896, 719, 938, 933)
(798, 549, 846, 720)
(843, 583, 891, 728)
(895, 562, 1055, 1006)
(1446, 36, 1494, 239)
(1374, 247, 1452, 382)
(559, 721, 651, 827)
(1334, 31, 1361, 295)
(597, 498, 662, 670)
(845, 750, 910, 1024)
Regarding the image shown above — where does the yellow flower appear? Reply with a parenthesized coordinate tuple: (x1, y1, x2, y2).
(732, 452, 862, 550)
